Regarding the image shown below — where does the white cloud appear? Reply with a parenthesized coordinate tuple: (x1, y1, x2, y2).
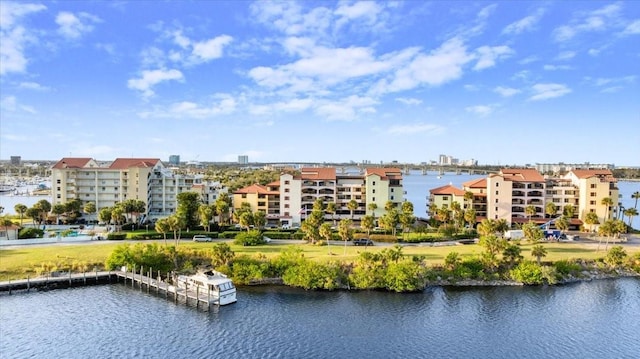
(494, 86, 521, 97)
(0, 2, 46, 76)
(518, 56, 538, 65)
(314, 95, 378, 121)
(473, 45, 513, 71)
(502, 8, 545, 34)
(56, 11, 102, 39)
(0, 95, 36, 113)
(127, 69, 184, 98)
(395, 97, 422, 105)
(191, 35, 233, 62)
(529, 83, 571, 101)
(18, 81, 50, 91)
(543, 64, 572, 71)
(556, 51, 576, 60)
(552, 3, 621, 42)
(387, 123, 444, 135)
(621, 19, 640, 35)
(465, 105, 493, 116)
(139, 94, 237, 119)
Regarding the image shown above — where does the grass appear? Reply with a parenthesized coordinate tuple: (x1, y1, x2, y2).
(1, 239, 638, 281)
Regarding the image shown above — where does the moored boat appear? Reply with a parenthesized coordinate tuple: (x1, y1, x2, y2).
(176, 270, 237, 305)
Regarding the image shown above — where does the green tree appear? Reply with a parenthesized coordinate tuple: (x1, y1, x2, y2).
(215, 193, 231, 225)
(98, 207, 112, 226)
(347, 199, 358, 220)
(319, 222, 333, 254)
(154, 217, 170, 245)
(338, 218, 353, 255)
(624, 207, 638, 228)
(584, 211, 600, 233)
(239, 211, 254, 231)
(601, 197, 614, 221)
(52, 203, 66, 224)
(563, 204, 576, 219)
(525, 205, 537, 221)
(166, 215, 185, 246)
(400, 201, 415, 239)
(176, 192, 201, 230)
(464, 191, 474, 210)
(326, 202, 337, 227)
(253, 210, 267, 230)
(1, 216, 14, 239)
(530, 244, 547, 265)
(502, 243, 523, 269)
(300, 199, 325, 244)
(367, 202, 378, 226)
(111, 206, 124, 231)
(477, 218, 499, 237)
(545, 202, 558, 219)
(83, 202, 96, 222)
(360, 215, 375, 237)
(632, 191, 640, 210)
(450, 201, 463, 231)
(379, 208, 400, 236)
(14, 204, 27, 226)
(555, 215, 569, 234)
(198, 204, 214, 232)
(463, 208, 476, 229)
(522, 222, 544, 242)
(211, 243, 235, 267)
(479, 234, 506, 258)
(605, 245, 627, 268)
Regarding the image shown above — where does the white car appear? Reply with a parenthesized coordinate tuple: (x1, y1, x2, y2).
(193, 235, 212, 242)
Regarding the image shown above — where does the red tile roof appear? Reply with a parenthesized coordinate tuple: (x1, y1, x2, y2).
(52, 157, 93, 169)
(109, 158, 160, 169)
(462, 177, 486, 188)
(233, 183, 279, 195)
(301, 167, 336, 180)
(430, 184, 466, 196)
(365, 167, 403, 179)
(570, 169, 616, 181)
(500, 168, 545, 182)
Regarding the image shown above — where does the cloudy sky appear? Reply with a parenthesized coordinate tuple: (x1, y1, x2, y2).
(1, 1, 638, 166)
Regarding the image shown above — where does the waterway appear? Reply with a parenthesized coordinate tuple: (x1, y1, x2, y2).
(1, 278, 639, 358)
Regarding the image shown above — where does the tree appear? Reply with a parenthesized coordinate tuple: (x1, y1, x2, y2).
(198, 204, 214, 232)
(555, 215, 569, 234)
(502, 243, 523, 269)
(338, 218, 353, 255)
(326, 202, 337, 227)
(464, 191, 474, 210)
(584, 211, 599, 233)
(525, 205, 537, 221)
(211, 243, 235, 267)
(632, 191, 640, 210)
(300, 199, 325, 244)
(624, 207, 638, 229)
(111, 206, 124, 231)
(379, 208, 400, 236)
(176, 192, 201, 229)
(545, 202, 558, 219)
(463, 208, 476, 229)
(52, 203, 66, 224)
(14, 204, 27, 226)
(253, 210, 267, 230)
(563, 204, 576, 219)
(239, 211, 253, 231)
(83, 202, 96, 222)
(530, 244, 547, 265)
(154, 217, 170, 245)
(400, 201, 415, 239)
(1, 216, 14, 239)
(34, 199, 51, 226)
(166, 215, 185, 246)
(215, 193, 231, 225)
(347, 199, 358, 220)
(319, 222, 333, 254)
(605, 246, 627, 268)
(601, 197, 614, 221)
(361, 215, 375, 237)
(522, 222, 544, 242)
(477, 218, 499, 237)
(479, 234, 505, 258)
(98, 207, 112, 226)
(367, 203, 378, 226)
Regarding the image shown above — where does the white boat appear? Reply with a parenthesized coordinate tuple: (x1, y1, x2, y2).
(176, 270, 237, 305)
(0, 185, 15, 194)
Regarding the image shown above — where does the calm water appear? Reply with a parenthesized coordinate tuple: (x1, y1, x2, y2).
(1, 279, 639, 358)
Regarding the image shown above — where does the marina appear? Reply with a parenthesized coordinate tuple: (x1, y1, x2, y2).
(0, 266, 236, 310)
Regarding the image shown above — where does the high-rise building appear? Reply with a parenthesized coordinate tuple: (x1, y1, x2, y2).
(169, 155, 180, 166)
(10, 156, 21, 165)
(238, 155, 248, 164)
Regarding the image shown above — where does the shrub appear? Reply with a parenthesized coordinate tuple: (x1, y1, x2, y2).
(282, 260, 343, 290)
(18, 227, 44, 239)
(384, 261, 428, 292)
(107, 233, 127, 240)
(553, 259, 582, 278)
(510, 261, 544, 285)
(228, 255, 274, 285)
(233, 230, 266, 246)
(605, 246, 627, 268)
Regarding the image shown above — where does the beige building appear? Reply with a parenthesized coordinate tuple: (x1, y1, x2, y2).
(486, 168, 546, 225)
(232, 182, 280, 226)
(564, 169, 619, 225)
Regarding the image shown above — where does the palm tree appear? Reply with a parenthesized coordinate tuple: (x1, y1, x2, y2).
(319, 222, 333, 254)
(347, 199, 358, 221)
(584, 211, 600, 233)
(531, 244, 547, 265)
(632, 191, 640, 210)
(525, 205, 537, 222)
(601, 197, 614, 221)
(624, 207, 638, 229)
(360, 215, 375, 237)
(563, 204, 576, 219)
(545, 202, 557, 219)
(14, 204, 27, 226)
(555, 215, 569, 234)
(464, 191, 474, 210)
(155, 217, 170, 245)
(338, 218, 353, 255)
(326, 202, 337, 227)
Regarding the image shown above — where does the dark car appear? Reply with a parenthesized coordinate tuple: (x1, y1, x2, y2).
(353, 238, 374, 246)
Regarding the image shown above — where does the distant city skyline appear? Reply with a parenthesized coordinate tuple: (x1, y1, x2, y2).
(1, 1, 639, 166)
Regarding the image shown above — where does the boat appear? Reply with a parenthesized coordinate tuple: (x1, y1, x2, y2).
(176, 270, 237, 305)
(0, 185, 15, 194)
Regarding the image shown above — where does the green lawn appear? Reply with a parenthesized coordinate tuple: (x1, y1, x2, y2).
(1, 239, 637, 281)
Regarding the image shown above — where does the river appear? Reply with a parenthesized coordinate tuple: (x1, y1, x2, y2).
(1, 278, 639, 358)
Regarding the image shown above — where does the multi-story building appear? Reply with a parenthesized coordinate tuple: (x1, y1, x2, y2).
(232, 182, 280, 226)
(428, 168, 619, 230)
(235, 167, 404, 228)
(51, 157, 227, 222)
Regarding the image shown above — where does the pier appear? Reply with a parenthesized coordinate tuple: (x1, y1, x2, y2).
(0, 266, 224, 310)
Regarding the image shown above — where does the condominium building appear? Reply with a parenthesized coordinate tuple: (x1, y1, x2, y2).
(428, 168, 619, 229)
(51, 157, 226, 222)
(232, 182, 280, 226)
(235, 167, 404, 228)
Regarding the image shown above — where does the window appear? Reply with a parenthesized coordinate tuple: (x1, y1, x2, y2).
(372, 197, 375, 202)
(285, 188, 290, 193)
(391, 188, 394, 192)
(372, 189, 376, 194)
(391, 196, 394, 200)
(284, 196, 290, 200)
(102, 187, 106, 191)
(590, 201, 596, 205)
(56, 179, 61, 184)
(443, 196, 449, 201)
(372, 181, 376, 186)
(496, 183, 499, 187)
(495, 207, 498, 211)
(241, 194, 247, 198)
(284, 212, 290, 216)
(495, 191, 499, 195)
(284, 180, 290, 185)
(590, 184, 596, 188)
(57, 187, 61, 191)
(590, 192, 596, 197)
(495, 199, 499, 203)
(284, 204, 290, 208)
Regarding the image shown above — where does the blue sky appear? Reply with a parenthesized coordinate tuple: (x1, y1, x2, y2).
(1, 1, 639, 166)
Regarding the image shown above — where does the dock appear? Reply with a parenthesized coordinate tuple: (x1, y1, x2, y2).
(0, 266, 224, 310)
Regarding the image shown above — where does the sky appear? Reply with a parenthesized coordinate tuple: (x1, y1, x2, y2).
(1, 1, 639, 166)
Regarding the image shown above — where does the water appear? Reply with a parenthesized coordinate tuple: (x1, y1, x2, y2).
(1, 279, 639, 358)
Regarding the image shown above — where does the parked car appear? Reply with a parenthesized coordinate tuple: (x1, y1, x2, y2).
(193, 235, 212, 242)
(353, 238, 374, 246)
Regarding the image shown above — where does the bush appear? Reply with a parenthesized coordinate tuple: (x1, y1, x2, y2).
(384, 261, 428, 292)
(233, 230, 266, 246)
(18, 227, 44, 239)
(107, 233, 127, 240)
(228, 255, 274, 285)
(553, 259, 582, 278)
(510, 261, 544, 285)
(605, 246, 627, 268)
(282, 260, 343, 290)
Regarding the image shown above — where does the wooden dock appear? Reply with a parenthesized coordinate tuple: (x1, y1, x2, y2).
(0, 266, 223, 310)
